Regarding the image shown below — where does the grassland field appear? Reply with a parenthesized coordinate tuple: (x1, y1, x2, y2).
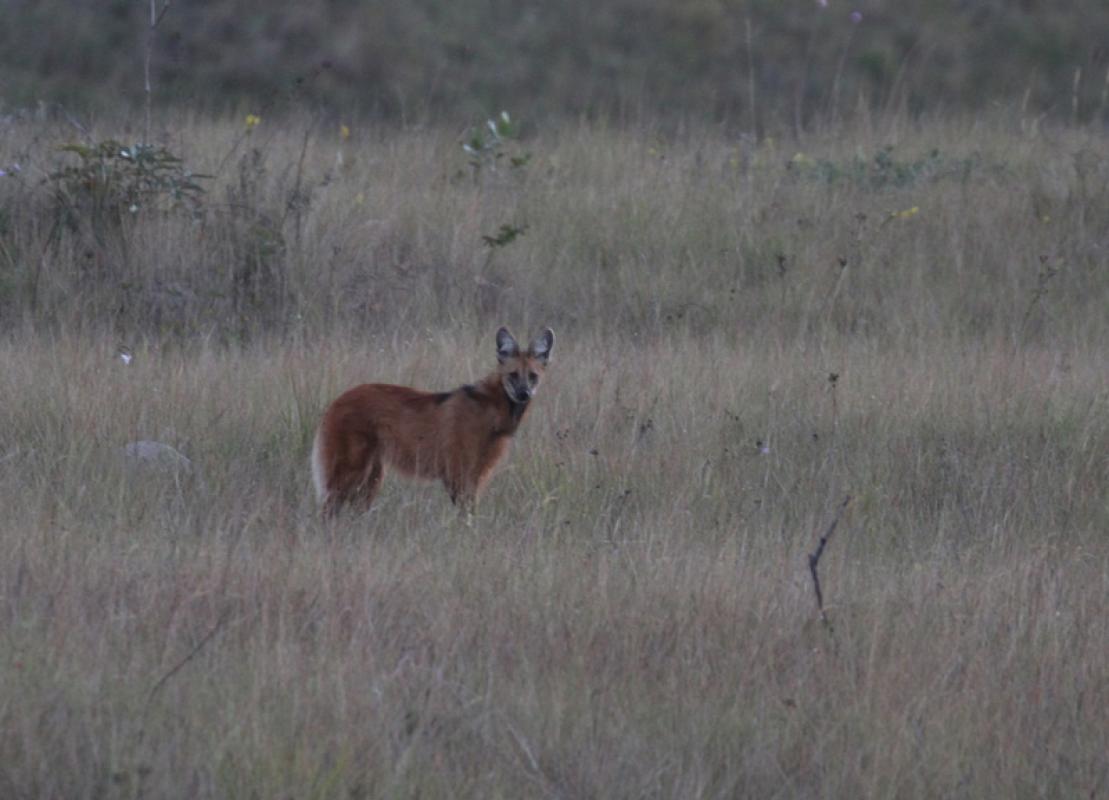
(0, 110, 1107, 798)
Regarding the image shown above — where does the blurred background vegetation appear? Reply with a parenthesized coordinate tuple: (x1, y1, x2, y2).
(1, 1, 1107, 341)
(1, 0, 1108, 127)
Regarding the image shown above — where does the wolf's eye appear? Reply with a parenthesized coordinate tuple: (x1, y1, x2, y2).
(527, 371, 538, 383)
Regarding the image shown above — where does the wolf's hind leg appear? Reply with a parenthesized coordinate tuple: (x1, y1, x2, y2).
(352, 459, 385, 513)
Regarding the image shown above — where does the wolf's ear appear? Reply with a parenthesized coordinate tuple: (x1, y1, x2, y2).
(529, 328, 555, 364)
(496, 327, 519, 363)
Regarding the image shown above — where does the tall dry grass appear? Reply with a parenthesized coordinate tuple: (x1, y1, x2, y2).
(1, 111, 1107, 346)
(0, 113, 1107, 797)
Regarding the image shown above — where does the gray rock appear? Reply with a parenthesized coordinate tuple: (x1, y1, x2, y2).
(121, 440, 194, 472)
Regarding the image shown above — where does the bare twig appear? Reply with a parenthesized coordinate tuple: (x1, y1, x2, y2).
(502, 719, 562, 799)
(213, 61, 331, 179)
(1071, 66, 1082, 126)
(744, 17, 758, 139)
(56, 104, 93, 142)
(145, 606, 232, 708)
(828, 25, 859, 126)
(130, 604, 230, 800)
(808, 494, 851, 631)
(1099, 66, 1109, 123)
(282, 121, 316, 249)
(792, 21, 816, 139)
(827, 371, 840, 428)
(143, 0, 173, 144)
(1018, 258, 1059, 344)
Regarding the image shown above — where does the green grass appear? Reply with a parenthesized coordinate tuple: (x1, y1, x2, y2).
(0, 113, 1107, 797)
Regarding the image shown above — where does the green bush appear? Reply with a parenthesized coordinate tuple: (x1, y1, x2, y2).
(46, 140, 207, 232)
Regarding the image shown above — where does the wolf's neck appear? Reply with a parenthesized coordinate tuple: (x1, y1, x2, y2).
(473, 373, 529, 431)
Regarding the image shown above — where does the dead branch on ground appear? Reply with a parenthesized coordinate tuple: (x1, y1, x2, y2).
(808, 494, 851, 637)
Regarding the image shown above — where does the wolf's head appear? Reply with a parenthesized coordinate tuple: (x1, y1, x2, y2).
(495, 327, 555, 405)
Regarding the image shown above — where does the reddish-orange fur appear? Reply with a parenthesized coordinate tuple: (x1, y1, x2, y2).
(312, 327, 553, 516)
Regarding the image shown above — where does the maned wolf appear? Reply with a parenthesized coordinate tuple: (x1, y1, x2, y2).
(312, 327, 554, 517)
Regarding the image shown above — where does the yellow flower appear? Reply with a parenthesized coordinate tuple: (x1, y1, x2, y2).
(340, 124, 351, 141)
(245, 114, 261, 131)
